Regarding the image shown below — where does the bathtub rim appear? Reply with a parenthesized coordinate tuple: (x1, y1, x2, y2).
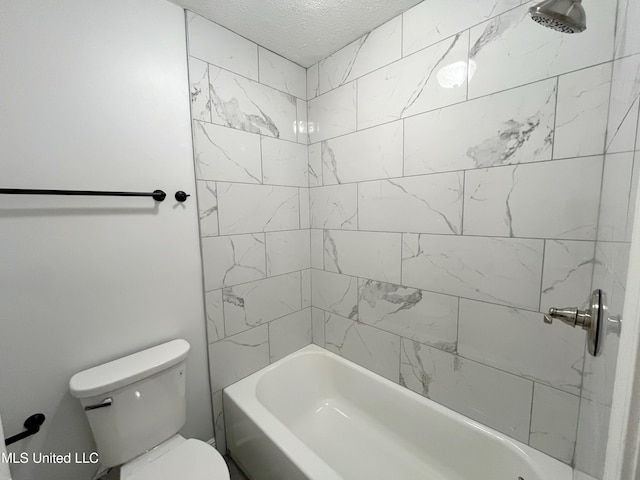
(223, 344, 572, 480)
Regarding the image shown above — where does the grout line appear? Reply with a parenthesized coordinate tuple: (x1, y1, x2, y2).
(538, 240, 547, 312)
(550, 76, 560, 161)
(528, 381, 536, 445)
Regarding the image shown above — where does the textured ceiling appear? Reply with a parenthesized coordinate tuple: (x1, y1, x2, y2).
(168, 0, 423, 67)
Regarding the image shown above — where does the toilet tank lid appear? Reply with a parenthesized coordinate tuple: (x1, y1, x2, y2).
(69, 339, 190, 398)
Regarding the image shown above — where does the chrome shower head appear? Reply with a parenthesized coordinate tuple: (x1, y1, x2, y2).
(529, 0, 586, 34)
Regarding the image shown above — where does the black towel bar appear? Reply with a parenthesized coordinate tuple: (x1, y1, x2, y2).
(0, 188, 166, 202)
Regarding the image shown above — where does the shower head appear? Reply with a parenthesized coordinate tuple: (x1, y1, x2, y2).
(529, 0, 586, 34)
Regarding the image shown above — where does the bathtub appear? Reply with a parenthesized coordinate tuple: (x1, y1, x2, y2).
(223, 345, 572, 480)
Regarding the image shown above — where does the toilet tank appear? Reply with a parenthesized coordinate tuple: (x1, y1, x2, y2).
(69, 339, 190, 468)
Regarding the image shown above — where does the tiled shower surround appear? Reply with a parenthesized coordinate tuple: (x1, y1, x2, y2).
(187, 0, 640, 475)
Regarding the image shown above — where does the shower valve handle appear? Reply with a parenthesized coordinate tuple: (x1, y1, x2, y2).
(543, 307, 592, 330)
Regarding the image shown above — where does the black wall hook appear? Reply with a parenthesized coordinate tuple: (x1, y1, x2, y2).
(4, 413, 46, 446)
(175, 191, 190, 202)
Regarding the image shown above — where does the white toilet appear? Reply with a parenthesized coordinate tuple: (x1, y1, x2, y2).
(69, 339, 230, 480)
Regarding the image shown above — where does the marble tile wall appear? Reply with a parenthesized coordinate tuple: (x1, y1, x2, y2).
(186, 12, 312, 454)
(574, 0, 640, 477)
(307, 0, 622, 467)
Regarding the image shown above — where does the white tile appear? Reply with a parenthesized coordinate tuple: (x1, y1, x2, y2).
(400, 339, 533, 442)
(212, 390, 226, 454)
(308, 82, 357, 143)
(310, 229, 324, 269)
(581, 327, 620, 408)
(299, 188, 310, 229)
(463, 156, 603, 240)
(322, 121, 403, 185)
(205, 289, 224, 343)
(593, 243, 631, 320)
(627, 154, 640, 242)
(266, 230, 310, 276)
(311, 269, 358, 319)
(186, 12, 258, 80)
(209, 65, 297, 142)
(324, 230, 401, 284)
(402, 234, 543, 310)
(209, 325, 269, 391)
(606, 55, 640, 153)
(201, 234, 265, 291)
(573, 470, 598, 480)
(597, 152, 635, 242)
(301, 269, 311, 308)
(468, 1, 616, 98)
(404, 79, 556, 176)
(318, 16, 402, 95)
(529, 384, 580, 464)
(189, 57, 210, 122)
(311, 307, 325, 347)
(223, 272, 302, 336)
(554, 64, 611, 160)
(359, 279, 458, 351)
(196, 180, 218, 237)
(296, 98, 308, 145)
(402, 0, 521, 57)
(269, 308, 312, 362)
(458, 300, 584, 394)
(258, 47, 306, 99)
(574, 398, 611, 479)
(218, 183, 299, 235)
(308, 143, 322, 187)
(325, 312, 400, 382)
(261, 137, 308, 187)
(309, 184, 357, 230)
(357, 32, 469, 130)
(193, 121, 261, 184)
(358, 173, 463, 235)
(615, 0, 640, 59)
(306, 63, 319, 100)
(541, 240, 596, 313)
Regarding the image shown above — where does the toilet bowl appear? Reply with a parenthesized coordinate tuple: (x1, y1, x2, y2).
(69, 339, 230, 480)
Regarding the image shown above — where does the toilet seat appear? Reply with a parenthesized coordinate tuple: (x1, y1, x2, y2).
(121, 437, 230, 480)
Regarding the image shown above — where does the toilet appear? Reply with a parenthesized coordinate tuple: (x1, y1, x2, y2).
(69, 339, 230, 480)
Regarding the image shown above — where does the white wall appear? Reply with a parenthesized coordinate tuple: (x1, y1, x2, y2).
(0, 1, 213, 479)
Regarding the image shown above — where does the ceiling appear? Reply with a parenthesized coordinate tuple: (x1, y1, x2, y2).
(168, 0, 423, 67)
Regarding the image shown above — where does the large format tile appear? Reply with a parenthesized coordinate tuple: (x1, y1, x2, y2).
(201, 234, 265, 291)
(307, 63, 319, 101)
(223, 272, 302, 336)
(574, 398, 611, 479)
(301, 269, 311, 308)
(324, 230, 402, 284)
(404, 79, 556, 175)
(265, 230, 310, 276)
(269, 308, 312, 363)
(196, 180, 218, 237)
(311, 307, 325, 347)
(322, 121, 403, 185)
(358, 173, 463, 234)
(309, 184, 357, 230)
(615, 0, 640, 59)
(463, 156, 603, 240)
(402, 0, 521, 57)
(296, 99, 308, 145)
(606, 54, 640, 154)
(261, 137, 308, 187)
(310, 229, 324, 269)
(318, 16, 402, 95)
(597, 153, 635, 242)
(529, 384, 580, 464)
(358, 279, 458, 351)
(193, 121, 262, 184)
(209, 65, 297, 142)
(540, 240, 595, 313)
(468, 1, 616, 98)
(299, 188, 310, 229)
(209, 325, 269, 392)
(357, 32, 469, 130)
(308, 82, 357, 143)
(258, 47, 306, 100)
(554, 64, 611, 160)
(308, 143, 322, 187)
(457, 300, 584, 394)
(402, 234, 543, 310)
(325, 312, 400, 382)
(187, 12, 258, 80)
(189, 57, 210, 122)
(311, 269, 358, 319)
(400, 339, 533, 442)
(205, 289, 225, 343)
(218, 183, 299, 235)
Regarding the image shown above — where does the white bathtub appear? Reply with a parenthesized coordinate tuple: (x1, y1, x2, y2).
(223, 345, 572, 480)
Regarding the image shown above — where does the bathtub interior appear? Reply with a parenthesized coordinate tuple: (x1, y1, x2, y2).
(226, 346, 571, 480)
